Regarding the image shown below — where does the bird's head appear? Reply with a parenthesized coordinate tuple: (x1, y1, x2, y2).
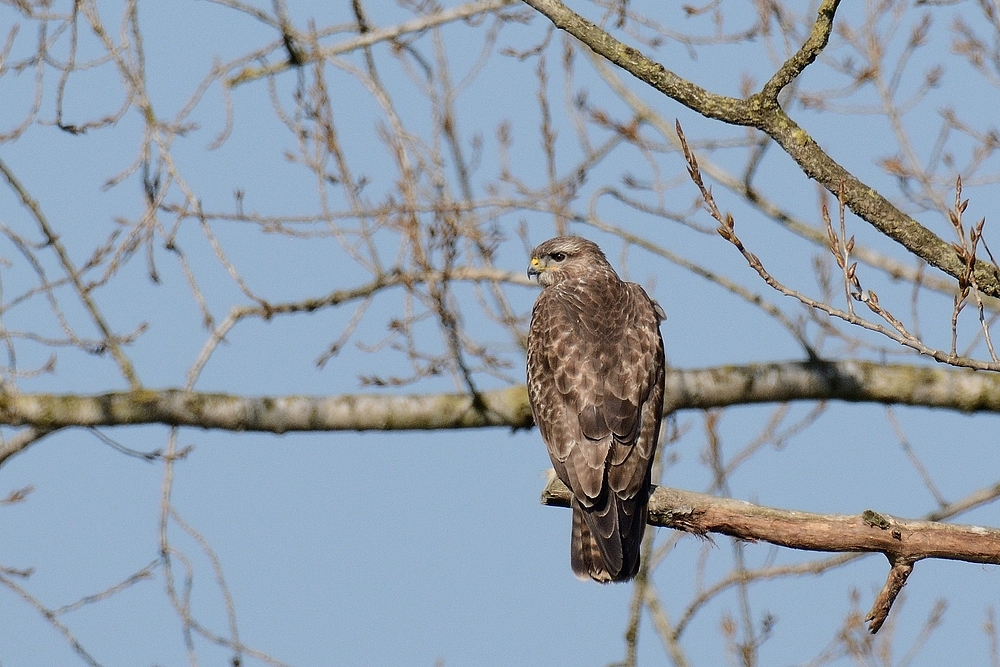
(527, 236, 614, 287)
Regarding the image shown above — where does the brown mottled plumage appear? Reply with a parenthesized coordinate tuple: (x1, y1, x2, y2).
(526, 236, 665, 583)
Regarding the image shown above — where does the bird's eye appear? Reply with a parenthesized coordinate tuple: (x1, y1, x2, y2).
(550, 252, 566, 262)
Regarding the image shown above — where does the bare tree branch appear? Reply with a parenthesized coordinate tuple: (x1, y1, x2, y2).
(866, 558, 914, 633)
(666, 359, 1000, 413)
(6, 0, 1000, 661)
(0, 360, 998, 446)
(518, 0, 1000, 296)
(543, 476, 1000, 631)
(673, 477, 1000, 639)
(0, 426, 57, 466)
(0, 157, 141, 389)
(0, 385, 534, 437)
(226, 0, 519, 86)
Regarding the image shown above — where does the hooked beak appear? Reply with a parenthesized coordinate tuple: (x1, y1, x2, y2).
(527, 257, 543, 282)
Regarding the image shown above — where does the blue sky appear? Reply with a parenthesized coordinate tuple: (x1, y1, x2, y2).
(2, 1, 1000, 666)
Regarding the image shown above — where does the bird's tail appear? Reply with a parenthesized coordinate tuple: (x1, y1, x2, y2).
(570, 495, 646, 583)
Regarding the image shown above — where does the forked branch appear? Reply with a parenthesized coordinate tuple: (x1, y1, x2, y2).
(519, 0, 1000, 296)
(541, 476, 1000, 632)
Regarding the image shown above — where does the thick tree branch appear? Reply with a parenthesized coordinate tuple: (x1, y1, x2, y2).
(584, 49, 1000, 313)
(542, 476, 1000, 631)
(0, 385, 533, 439)
(541, 477, 1000, 564)
(519, 0, 749, 124)
(518, 0, 1000, 296)
(666, 359, 1000, 413)
(0, 360, 998, 453)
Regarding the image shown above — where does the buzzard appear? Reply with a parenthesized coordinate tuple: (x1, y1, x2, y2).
(526, 236, 665, 583)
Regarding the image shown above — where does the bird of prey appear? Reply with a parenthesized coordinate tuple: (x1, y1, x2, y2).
(526, 236, 666, 583)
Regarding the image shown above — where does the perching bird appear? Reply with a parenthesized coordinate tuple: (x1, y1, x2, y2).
(526, 236, 665, 583)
